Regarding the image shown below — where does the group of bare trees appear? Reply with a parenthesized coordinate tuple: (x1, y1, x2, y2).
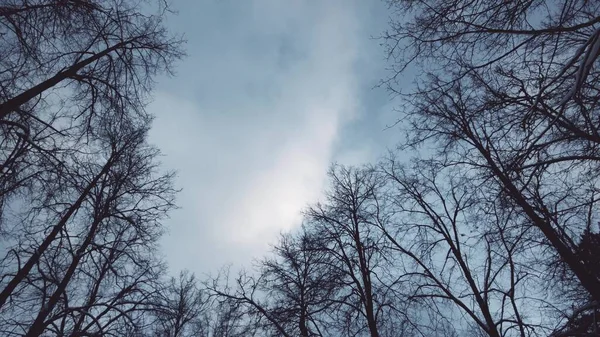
(201, 1, 600, 336)
(1, 0, 599, 336)
(383, 0, 600, 335)
(0, 0, 187, 336)
(203, 163, 547, 337)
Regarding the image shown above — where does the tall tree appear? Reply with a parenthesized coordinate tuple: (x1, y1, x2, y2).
(305, 165, 409, 337)
(379, 157, 550, 337)
(0, 121, 176, 336)
(0, 0, 183, 228)
(258, 227, 340, 337)
(0, 1, 184, 336)
(383, 0, 600, 303)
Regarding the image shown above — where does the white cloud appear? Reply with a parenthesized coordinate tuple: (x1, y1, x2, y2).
(148, 0, 367, 274)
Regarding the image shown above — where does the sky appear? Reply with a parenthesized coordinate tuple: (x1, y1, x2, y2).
(148, 0, 406, 276)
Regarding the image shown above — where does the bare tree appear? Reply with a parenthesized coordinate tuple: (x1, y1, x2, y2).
(207, 295, 261, 337)
(305, 165, 412, 337)
(0, 0, 184, 231)
(257, 227, 340, 337)
(0, 131, 128, 311)
(150, 270, 210, 337)
(377, 157, 553, 337)
(0, 121, 176, 336)
(204, 267, 293, 337)
(0, 1, 186, 336)
(0, 0, 183, 120)
(382, 0, 600, 303)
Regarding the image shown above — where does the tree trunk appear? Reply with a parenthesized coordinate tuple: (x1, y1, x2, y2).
(0, 40, 128, 120)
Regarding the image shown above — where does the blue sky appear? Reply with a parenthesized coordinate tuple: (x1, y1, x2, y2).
(147, 0, 406, 275)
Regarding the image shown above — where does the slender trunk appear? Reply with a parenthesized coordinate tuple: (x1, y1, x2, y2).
(362, 266, 379, 337)
(450, 243, 501, 337)
(25, 204, 107, 337)
(299, 308, 309, 337)
(352, 210, 379, 337)
(0, 41, 128, 120)
(69, 242, 118, 337)
(359, 246, 378, 337)
(0, 157, 114, 310)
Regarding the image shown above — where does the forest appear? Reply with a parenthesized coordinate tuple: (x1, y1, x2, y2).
(0, 0, 599, 336)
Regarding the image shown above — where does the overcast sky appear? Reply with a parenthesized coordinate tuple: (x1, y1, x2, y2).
(147, 0, 405, 276)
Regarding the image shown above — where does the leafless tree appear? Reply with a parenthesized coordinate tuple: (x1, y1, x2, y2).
(0, 0, 183, 120)
(206, 295, 261, 337)
(204, 266, 294, 337)
(204, 225, 345, 337)
(378, 157, 552, 337)
(256, 227, 341, 337)
(0, 2, 189, 336)
(0, 0, 184, 230)
(0, 121, 176, 336)
(305, 165, 414, 337)
(383, 0, 600, 308)
(149, 270, 210, 337)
